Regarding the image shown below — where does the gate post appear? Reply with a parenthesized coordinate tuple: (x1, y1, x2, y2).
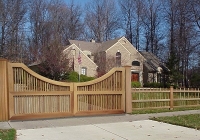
(124, 66, 132, 114)
(170, 86, 174, 110)
(0, 59, 9, 121)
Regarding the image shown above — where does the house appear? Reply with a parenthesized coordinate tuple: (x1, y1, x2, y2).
(140, 51, 169, 85)
(63, 36, 169, 86)
(64, 37, 144, 84)
(64, 39, 100, 77)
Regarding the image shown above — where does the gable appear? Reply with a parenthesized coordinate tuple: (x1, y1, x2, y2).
(106, 41, 131, 55)
(106, 42, 131, 56)
(100, 37, 123, 52)
(63, 44, 98, 68)
(118, 37, 145, 61)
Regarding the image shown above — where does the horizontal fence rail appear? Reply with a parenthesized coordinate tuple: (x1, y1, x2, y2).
(132, 87, 200, 110)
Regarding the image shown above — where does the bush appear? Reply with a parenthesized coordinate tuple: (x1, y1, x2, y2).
(143, 82, 163, 88)
(67, 71, 95, 82)
(80, 74, 95, 82)
(143, 82, 175, 88)
(67, 71, 79, 82)
(131, 81, 141, 88)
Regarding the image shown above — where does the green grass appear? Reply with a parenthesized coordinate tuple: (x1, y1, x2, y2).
(132, 106, 200, 114)
(0, 129, 16, 140)
(151, 114, 200, 130)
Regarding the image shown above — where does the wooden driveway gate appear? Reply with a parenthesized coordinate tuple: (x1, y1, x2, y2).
(0, 59, 132, 121)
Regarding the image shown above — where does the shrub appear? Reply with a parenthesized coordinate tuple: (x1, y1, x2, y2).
(131, 81, 141, 88)
(80, 74, 95, 82)
(143, 82, 163, 88)
(67, 71, 79, 82)
(143, 82, 175, 88)
(67, 71, 95, 82)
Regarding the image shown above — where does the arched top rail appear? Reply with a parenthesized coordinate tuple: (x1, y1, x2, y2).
(10, 63, 73, 91)
(74, 67, 126, 91)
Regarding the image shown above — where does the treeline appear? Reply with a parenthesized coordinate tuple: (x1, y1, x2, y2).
(0, 0, 200, 87)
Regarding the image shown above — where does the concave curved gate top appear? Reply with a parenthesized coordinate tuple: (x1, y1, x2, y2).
(0, 59, 132, 121)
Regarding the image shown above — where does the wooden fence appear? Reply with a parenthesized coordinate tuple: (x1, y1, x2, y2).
(132, 87, 200, 110)
(0, 59, 132, 121)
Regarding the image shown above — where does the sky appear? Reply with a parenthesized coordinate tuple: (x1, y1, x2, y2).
(64, 0, 90, 6)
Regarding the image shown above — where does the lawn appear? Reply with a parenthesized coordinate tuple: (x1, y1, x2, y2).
(0, 129, 16, 140)
(132, 106, 200, 114)
(151, 114, 200, 130)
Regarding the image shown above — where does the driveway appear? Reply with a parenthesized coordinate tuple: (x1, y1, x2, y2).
(0, 110, 200, 140)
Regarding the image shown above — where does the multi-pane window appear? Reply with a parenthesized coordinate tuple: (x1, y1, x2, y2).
(81, 67, 87, 75)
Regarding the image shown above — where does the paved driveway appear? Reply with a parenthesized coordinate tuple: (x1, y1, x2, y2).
(0, 110, 200, 140)
(16, 120, 200, 140)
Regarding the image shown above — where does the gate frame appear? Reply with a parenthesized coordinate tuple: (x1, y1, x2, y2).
(0, 59, 9, 121)
(0, 59, 132, 121)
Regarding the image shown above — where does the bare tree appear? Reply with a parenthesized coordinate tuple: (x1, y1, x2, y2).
(141, 0, 164, 56)
(119, 0, 135, 44)
(119, 0, 143, 50)
(164, 0, 199, 87)
(65, 0, 84, 40)
(29, 0, 48, 61)
(37, 41, 71, 80)
(0, 0, 27, 61)
(84, 0, 120, 42)
(28, 0, 73, 80)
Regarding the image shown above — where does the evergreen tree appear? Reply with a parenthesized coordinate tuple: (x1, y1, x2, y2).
(166, 53, 182, 87)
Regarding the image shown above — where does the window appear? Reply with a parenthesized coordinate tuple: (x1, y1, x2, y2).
(116, 51, 121, 67)
(132, 61, 140, 66)
(81, 67, 87, 75)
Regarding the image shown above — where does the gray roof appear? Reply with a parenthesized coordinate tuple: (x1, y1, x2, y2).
(68, 40, 101, 53)
(100, 37, 123, 51)
(68, 37, 123, 53)
(140, 51, 169, 72)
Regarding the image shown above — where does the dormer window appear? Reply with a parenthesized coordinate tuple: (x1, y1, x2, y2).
(132, 61, 140, 66)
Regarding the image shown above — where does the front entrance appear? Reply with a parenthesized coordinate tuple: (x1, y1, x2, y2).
(131, 73, 139, 82)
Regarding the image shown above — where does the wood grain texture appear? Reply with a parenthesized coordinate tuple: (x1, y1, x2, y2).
(3, 61, 127, 120)
(0, 59, 9, 121)
(132, 87, 200, 110)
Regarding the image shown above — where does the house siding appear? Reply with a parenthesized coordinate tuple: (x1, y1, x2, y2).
(106, 39, 144, 85)
(66, 45, 97, 77)
(65, 37, 167, 86)
(106, 42, 130, 66)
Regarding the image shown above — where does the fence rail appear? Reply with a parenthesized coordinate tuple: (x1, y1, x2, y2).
(132, 87, 200, 110)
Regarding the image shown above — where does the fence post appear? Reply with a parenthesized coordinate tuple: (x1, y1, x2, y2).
(170, 86, 174, 110)
(0, 59, 9, 121)
(124, 66, 132, 113)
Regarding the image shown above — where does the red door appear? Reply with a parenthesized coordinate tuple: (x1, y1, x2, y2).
(131, 73, 139, 82)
